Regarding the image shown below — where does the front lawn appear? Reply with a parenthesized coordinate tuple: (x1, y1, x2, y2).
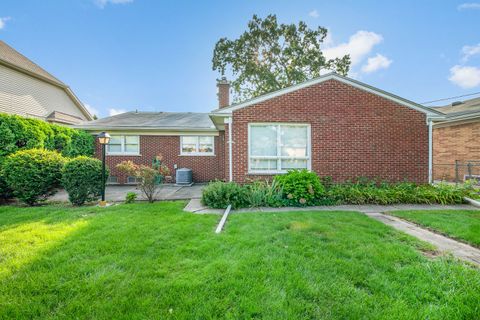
(1, 202, 479, 319)
(390, 210, 480, 247)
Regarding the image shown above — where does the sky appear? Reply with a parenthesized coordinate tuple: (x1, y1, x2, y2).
(0, 0, 479, 118)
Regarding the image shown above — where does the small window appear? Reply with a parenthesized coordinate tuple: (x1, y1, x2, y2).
(107, 176, 118, 184)
(127, 176, 142, 184)
(107, 135, 140, 155)
(180, 136, 214, 155)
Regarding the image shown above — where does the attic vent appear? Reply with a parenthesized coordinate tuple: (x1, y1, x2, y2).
(451, 101, 464, 106)
(176, 168, 193, 185)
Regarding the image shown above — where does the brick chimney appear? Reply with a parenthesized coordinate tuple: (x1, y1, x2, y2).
(217, 77, 230, 108)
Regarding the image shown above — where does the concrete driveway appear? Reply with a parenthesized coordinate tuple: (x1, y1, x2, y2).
(49, 184, 205, 202)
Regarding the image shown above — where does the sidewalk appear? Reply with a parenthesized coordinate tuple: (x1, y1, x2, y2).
(184, 199, 478, 214)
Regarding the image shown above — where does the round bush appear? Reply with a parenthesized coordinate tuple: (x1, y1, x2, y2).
(62, 156, 107, 205)
(3, 149, 66, 205)
(274, 169, 325, 206)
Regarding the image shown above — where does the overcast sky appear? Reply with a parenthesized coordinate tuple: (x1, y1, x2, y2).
(1, 0, 479, 117)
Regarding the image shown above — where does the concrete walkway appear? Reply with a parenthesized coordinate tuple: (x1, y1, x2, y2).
(185, 198, 477, 214)
(49, 184, 204, 202)
(185, 199, 480, 265)
(365, 212, 480, 266)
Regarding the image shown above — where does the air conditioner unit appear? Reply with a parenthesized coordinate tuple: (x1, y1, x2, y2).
(176, 168, 193, 186)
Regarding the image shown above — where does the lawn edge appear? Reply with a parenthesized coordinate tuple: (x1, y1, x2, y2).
(384, 211, 480, 250)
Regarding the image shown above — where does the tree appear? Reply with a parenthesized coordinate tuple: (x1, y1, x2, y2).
(116, 155, 170, 203)
(212, 14, 351, 102)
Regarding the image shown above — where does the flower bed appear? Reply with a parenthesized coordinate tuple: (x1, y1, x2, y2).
(201, 170, 480, 209)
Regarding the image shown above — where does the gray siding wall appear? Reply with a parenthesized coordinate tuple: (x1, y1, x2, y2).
(0, 64, 87, 121)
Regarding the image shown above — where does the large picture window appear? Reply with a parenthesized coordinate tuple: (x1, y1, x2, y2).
(180, 136, 214, 155)
(107, 135, 140, 155)
(248, 123, 310, 173)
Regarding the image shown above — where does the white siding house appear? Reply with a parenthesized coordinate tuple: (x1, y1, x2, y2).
(0, 41, 92, 125)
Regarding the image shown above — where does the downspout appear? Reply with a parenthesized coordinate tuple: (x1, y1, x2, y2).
(428, 118, 433, 184)
(226, 117, 233, 182)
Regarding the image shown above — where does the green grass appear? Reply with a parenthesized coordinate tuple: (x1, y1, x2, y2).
(0, 202, 479, 319)
(390, 210, 480, 247)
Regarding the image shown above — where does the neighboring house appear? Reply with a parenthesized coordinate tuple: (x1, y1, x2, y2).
(432, 97, 480, 181)
(77, 73, 443, 184)
(0, 41, 92, 125)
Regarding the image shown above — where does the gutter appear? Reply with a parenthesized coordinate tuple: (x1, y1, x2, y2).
(225, 117, 233, 182)
(428, 118, 433, 184)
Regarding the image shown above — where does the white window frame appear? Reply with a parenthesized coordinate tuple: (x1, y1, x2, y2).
(180, 136, 215, 156)
(106, 135, 140, 156)
(248, 123, 311, 174)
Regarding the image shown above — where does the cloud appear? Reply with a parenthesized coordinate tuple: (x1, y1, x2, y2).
(0, 17, 11, 30)
(461, 43, 480, 62)
(449, 65, 480, 88)
(94, 0, 133, 8)
(109, 108, 127, 116)
(458, 2, 480, 10)
(323, 30, 383, 66)
(84, 103, 99, 117)
(361, 54, 392, 73)
(308, 10, 319, 18)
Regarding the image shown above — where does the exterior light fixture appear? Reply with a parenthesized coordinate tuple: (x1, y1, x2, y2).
(97, 131, 111, 206)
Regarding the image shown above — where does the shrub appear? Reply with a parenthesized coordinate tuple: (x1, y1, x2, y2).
(0, 113, 94, 158)
(0, 158, 12, 202)
(125, 192, 137, 204)
(326, 181, 476, 205)
(116, 156, 169, 203)
(62, 156, 106, 205)
(3, 149, 66, 205)
(274, 170, 325, 206)
(201, 181, 248, 209)
(244, 180, 284, 207)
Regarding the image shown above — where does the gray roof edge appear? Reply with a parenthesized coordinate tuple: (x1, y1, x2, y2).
(211, 72, 442, 116)
(75, 125, 219, 132)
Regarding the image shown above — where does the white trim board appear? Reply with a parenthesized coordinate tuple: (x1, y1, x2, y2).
(211, 73, 442, 117)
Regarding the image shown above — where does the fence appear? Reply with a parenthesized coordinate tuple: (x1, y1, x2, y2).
(433, 160, 480, 184)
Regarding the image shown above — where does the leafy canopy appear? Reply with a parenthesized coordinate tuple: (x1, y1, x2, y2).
(212, 14, 351, 102)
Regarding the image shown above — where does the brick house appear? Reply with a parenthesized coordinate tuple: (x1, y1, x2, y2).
(432, 97, 480, 182)
(76, 73, 443, 184)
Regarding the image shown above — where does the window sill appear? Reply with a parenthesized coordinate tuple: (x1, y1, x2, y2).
(179, 154, 216, 157)
(106, 154, 142, 157)
(247, 171, 288, 175)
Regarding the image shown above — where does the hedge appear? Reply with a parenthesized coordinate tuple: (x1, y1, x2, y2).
(0, 113, 94, 158)
(0, 114, 94, 200)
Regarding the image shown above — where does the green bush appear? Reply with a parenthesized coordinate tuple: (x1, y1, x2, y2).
(326, 181, 476, 205)
(62, 156, 106, 205)
(244, 180, 284, 207)
(274, 170, 325, 206)
(0, 113, 94, 158)
(201, 181, 248, 209)
(0, 158, 12, 202)
(3, 149, 66, 205)
(125, 192, 137, 204)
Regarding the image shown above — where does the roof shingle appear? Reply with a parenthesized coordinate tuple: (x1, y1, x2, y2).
(76, 111, 217, 131)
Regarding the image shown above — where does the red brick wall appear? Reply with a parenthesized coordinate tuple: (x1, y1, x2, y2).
(95, 134, 225, 183)
(229, 79, 429, 183)
(433, 121, 480, 181)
